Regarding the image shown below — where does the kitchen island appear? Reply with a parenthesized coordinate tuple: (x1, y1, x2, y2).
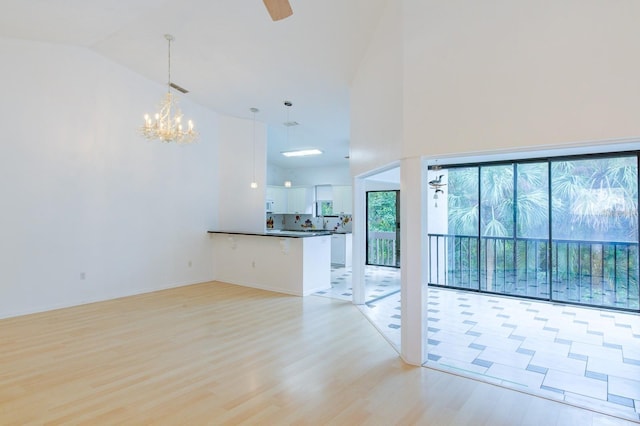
(208, 230, 331, 296)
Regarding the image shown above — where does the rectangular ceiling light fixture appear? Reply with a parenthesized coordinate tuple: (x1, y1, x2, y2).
(281, 149, 323, 157)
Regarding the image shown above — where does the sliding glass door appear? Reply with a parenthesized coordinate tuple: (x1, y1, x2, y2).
(550, 156, 638, 308)
(427, 153, 639, 311)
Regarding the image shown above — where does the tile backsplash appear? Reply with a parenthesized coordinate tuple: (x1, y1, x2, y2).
(266, 214, 352, 233)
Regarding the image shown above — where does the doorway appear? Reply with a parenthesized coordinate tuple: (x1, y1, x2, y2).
(366, 190, 400, 267)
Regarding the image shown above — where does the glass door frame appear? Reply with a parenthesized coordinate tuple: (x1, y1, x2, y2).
(366, 190, 400, 268)
(427, 151, 640, 313)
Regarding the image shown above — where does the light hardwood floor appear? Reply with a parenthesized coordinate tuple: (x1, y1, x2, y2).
(0, 282, 635, 425)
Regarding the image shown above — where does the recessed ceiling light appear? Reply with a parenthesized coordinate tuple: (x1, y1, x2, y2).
(281, 149, 323, 157)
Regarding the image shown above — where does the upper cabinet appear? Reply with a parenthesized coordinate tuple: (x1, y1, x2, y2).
(267, 185, 351, 215)
(266, 186, 287, 214)
(332, 185, 352, 214)
(287, 186, 313, 214)
(267, 185, 313, 214)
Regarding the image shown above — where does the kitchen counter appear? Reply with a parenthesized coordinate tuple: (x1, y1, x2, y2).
(209, 231, 331, 296)
(208, 230, 331, 238)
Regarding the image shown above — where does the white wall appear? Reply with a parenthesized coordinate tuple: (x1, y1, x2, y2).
(267, 163, 286, 186)
(267, 164, 350, 186)
(353, 1, 640, 171)
(0, 37, 218, 318)
(364, 180, 399, 192)
(287, 165, 351, 186)
(217, 115, 267, 233)
(350, 0, 403, 177)
(403, 0, 640, 158)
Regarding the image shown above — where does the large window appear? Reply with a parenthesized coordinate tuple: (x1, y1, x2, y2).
(427, 153, 639, 311)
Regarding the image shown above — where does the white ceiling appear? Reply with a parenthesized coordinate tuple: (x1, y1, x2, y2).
(0, 0, 388, 169)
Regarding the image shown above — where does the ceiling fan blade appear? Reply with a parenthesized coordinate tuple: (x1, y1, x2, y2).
(263, 0, 293, 21)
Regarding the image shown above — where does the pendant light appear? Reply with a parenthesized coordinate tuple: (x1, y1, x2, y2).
(283, 100, 293, 187)
(250, 107, 259, 189)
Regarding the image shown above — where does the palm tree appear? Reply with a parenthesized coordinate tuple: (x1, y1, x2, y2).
(552, 156, 638, 241)
(437, 155, 639, 309)
(447, 157, 637, 240)
(448, 163, 549, 238)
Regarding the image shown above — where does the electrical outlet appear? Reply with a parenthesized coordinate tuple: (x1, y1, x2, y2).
(188, 260, 192, 268)
(251, 261, 256, 268)
(80, 272, 86, 280)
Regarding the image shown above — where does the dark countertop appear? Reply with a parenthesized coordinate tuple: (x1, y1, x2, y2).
(208, 230, 332, 238)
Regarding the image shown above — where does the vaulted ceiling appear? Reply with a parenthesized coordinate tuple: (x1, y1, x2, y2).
(0, 0, 388, 168)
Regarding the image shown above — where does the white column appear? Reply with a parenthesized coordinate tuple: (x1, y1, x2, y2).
(400, 156, 427, 365)
(352, 176, 366, 305)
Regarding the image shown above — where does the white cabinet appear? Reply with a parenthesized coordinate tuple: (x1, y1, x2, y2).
(331, 233, 352, 267)
(287, 186, 313, 214)
(332, 186, 352, 215)
(266, 186, 314, 214)
(266, 186, 288, 213)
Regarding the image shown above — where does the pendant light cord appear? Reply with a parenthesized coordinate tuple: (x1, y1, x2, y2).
(252, 110, 256, 181)
(250, 107, 259, 187)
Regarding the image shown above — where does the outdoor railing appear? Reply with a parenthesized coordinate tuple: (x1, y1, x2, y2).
(428, 233, 639, 311)
(368, 231, 398, 267)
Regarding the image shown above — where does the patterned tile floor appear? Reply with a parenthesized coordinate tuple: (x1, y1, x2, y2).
(315, 266, 640, 422)
(313, 265, 401, 304)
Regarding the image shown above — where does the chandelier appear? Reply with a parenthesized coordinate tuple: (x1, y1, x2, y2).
(141, 34, 197, 143)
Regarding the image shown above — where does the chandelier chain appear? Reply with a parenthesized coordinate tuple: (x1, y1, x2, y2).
(167, 35, 171, 90)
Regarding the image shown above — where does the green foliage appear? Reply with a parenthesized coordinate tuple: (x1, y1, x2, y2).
(448, 167, 479, 235)
(318, 201, 333, 216)
(438, 154, 640, 310)
(367, 191, 397, 232)
(552, 157, 638, 241)
(446, 156, 638, 241)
